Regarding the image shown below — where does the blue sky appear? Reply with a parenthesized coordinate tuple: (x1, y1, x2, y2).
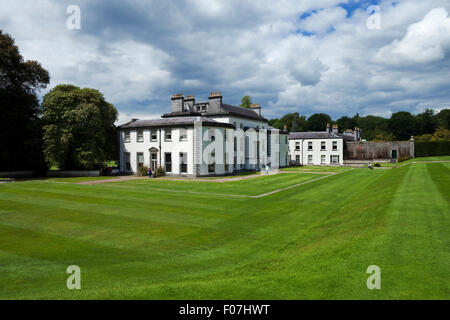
(1, 0, 449, 124)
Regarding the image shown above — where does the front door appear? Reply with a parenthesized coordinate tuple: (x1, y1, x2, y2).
(150, 152, 158, 171)
(391, 149, 397, 159)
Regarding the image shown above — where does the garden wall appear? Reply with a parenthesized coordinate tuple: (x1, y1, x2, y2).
(344, 140, 413, 160)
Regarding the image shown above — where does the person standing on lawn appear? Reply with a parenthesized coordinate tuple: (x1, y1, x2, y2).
(148, 167, 152, 178)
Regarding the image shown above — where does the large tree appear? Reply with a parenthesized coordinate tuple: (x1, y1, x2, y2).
(436, 109, 450, 129)
(41, 84, 118, 170)
(415, 108, 438, 135)
(307, 113, 332, 131)
(388, 111, 416, 140)
(0, 30, 50, 172)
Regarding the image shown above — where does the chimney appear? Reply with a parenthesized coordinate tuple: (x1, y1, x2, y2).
(250, 103, 261, 116)
(184, 95, 195, 112)
(208, 91, 222, 113)
(171, 93, 184, 113)
(354, 127, 361, 141)
(332, 124, 338, 134)
(283, 124, 287, 131)
(326, 123, 331, 133)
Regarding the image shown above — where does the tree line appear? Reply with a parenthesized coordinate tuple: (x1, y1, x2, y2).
(268, 108, 450, 142)
(0, 30, 118, 173)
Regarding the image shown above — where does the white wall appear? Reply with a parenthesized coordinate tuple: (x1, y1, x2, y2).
(289, 138, 344, 165)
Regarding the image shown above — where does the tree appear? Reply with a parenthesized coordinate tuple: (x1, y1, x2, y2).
(307, 113, 332, 131)
(415, 108, 437, 135)
(0, 30, 50, 172)
(436, 109, 450, 129)
(41, 84, 118, 170)
(358, 115, 389, 141)
(240, 96, 252, 108)
(388, 111, 416, 140)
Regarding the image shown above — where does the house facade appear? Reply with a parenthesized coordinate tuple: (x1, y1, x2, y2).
(289, 125, 345, 165)
(118, 92, 289, 176)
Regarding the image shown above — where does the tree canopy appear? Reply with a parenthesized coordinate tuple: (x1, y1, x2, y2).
(41, 84, 118, 170)
(240, 96, 252, 108)
(0, 30, 50, 172)
(307, 113, 332, 131)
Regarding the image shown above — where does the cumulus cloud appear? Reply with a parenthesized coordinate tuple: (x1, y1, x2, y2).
(1, 0, 449, 121)
(376, 7, 450, 64)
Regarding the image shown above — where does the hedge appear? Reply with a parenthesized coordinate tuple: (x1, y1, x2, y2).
(415, 141, 450, 157)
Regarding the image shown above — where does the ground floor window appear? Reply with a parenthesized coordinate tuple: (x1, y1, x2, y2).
(321, 155, 326, 164)
(137, 152, 144, 170)
(331, 155, 339, 164)
(308, 155, 313, 164)
(295, 155, 300, 164)
(208, 163, 215, 173)
(125, 152, 131, 171)
(165, 153, 172, 172)
(179, 152, 187, 173)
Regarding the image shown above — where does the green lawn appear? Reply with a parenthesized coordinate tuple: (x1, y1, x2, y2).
(0, 163, 448, 299)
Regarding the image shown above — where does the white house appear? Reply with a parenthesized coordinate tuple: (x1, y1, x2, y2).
(118, 92, 289, 176)
(289, 124, 344, 166)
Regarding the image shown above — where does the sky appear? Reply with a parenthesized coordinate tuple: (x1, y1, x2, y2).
(1, 0, 450, 124)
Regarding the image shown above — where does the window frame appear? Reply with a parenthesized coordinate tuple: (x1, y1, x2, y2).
(164, 129, 172, 142)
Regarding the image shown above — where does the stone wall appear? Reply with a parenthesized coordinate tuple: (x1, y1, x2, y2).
(344, 140, 414, 160)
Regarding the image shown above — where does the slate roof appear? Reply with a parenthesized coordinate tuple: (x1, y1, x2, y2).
(118, 117, 234, 129)
(289, 132, 343, 140)
(220, 104, 268, 122)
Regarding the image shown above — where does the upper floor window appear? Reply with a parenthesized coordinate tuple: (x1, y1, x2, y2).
(208, 128, 215, 141)
(124, 131, 130, 143)
(308, 141, 313, 151)
(332, 141, 338, 151)
(179, 128, 188, 141)
(233, 122, 237, 129)
(240, 123, 243, 129)
(165, 129, 172, 141)
(321, 141, 326, 151)
(150, 130, 157, 142)
(295, 142, 300, 150)
(137, 130, 144, 142)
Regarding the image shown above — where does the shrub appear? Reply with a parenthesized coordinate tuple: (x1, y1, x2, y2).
(398, 156, 410, 162)
(374, 163, 381, 167)
(156, 166, 165, 177)
(138, 165, 149, 176)
(415, 141, 450, 157)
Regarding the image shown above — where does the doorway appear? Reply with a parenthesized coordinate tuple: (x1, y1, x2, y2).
(391, 149, 397, 159)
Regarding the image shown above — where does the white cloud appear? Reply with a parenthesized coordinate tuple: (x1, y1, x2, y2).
(376, 7, 450, 64)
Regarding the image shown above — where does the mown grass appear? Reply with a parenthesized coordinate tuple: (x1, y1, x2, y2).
(0, 162, 448, 299)
(281, 165, 348, 172)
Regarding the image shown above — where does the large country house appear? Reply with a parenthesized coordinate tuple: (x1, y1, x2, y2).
(118, 92, 289, 176)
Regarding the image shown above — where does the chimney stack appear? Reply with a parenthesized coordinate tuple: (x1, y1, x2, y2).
(208, 91, 222, 113)
(250, 103, 261, 116)
(184, 95, 195, 111)
(283, 124, 287, 131)
(171, 93, 184, 113)
(326, 123, 331, 133)
(332, 124, 338, 134)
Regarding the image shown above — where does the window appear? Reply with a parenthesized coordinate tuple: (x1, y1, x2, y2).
(240, 123, 243, 129)
(234, 137, 237, 151)
(150, 130, 157, 142)
(179, 128, 188, 141)
(165, 129, 172, 141)
(321, 155, 326, 164)
(124, 131, 130, 143)
(137, 152, 144, 169)
(295, 155, 300, 164)
(233, 122, 237, 129)
(125, 152, 131, 171)
(332, 141, 338, 151)
(165, 153, 172, 172)
(331, 155, 339, 164)
(308, 141, 313, 151)
(285, 136, 288, 144)
(308, 155, 313, 164)
(295, 142, 300, 150)
(137, 130, 144, 142)
(321, 141, 326, 151)
(208, 128, 215, 141)
(224, 152, 228, 171)
(179, 152, 187, 173)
